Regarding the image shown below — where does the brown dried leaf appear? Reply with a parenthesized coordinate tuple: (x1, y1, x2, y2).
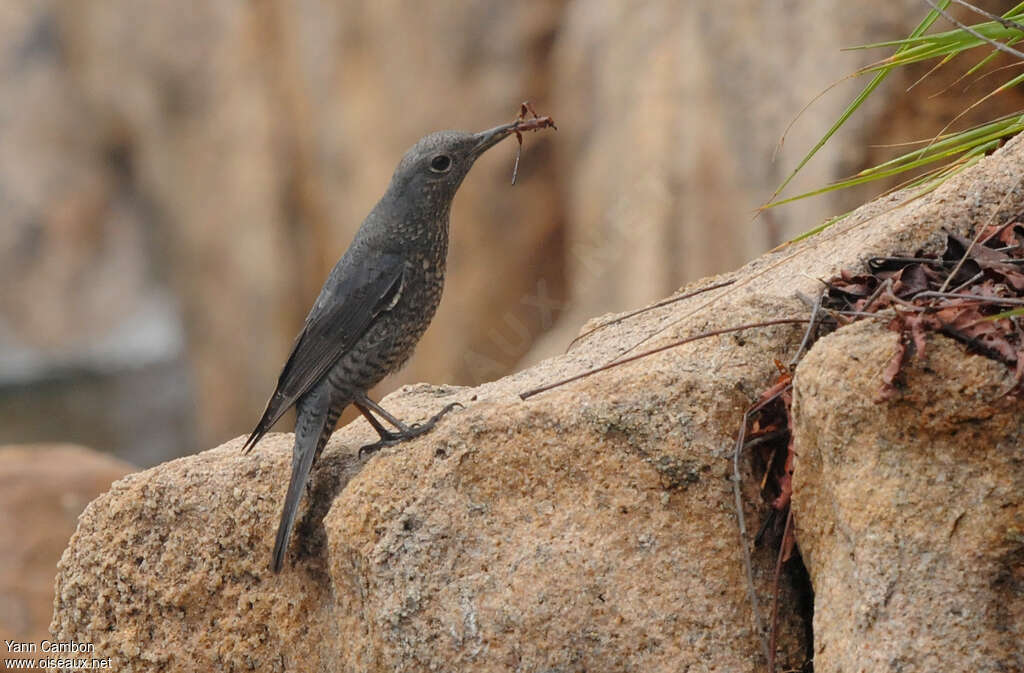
(879, 330, 909, 400)
(906, 313, 930, 358)
(771, 434, 794, 511)
(893, 263, 931, 297)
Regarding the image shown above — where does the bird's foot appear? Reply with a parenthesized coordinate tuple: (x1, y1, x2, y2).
(409, 401, 464, 432)
(358, 402, 463, 458)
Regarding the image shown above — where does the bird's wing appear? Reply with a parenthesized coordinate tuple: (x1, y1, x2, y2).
(242, 251, 405, 453)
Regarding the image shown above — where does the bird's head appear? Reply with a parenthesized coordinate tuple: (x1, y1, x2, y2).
(385, 122, 520, 211)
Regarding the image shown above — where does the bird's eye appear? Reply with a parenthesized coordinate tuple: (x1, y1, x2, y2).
(429, 154, 452, 173)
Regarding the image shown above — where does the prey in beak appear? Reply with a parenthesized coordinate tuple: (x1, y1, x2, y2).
(471, 102, 557, 183)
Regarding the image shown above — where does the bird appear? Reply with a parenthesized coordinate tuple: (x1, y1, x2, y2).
(243, 119, 537, 573)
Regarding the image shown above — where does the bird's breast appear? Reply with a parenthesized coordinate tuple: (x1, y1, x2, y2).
(399, 254, 446, 312)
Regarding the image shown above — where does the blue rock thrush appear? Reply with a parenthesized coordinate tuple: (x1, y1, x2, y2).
(243, 114, 555, 572)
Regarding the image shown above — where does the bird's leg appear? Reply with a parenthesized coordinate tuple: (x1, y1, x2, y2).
(354, 400, 407, 440)
(358, 395, 414, 432)
(354, 393, 462, 457)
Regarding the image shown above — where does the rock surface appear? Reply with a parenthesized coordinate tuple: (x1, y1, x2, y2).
(793, 323, 1024, 673)
(0, 445, 133, 662)
(51, 126, 1024, 670)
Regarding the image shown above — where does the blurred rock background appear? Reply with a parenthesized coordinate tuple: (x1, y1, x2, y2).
(0, 444, 133, 662)
(1, 0, 1021, 465)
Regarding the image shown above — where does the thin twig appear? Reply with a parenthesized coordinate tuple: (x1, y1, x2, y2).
(941, 229, 992, 293)
(733, 407, 772, 665)
(788, 293, 824, 367)
(950, 0, 1024, 34)
(566, 280, 737, 352)
(868, 256, 953, 267)
(922, 0, 1024, 62)
(914, 291, 1024, 305)
(862, 278, 894, 314)
(947, 270, 985, 294)
(978, 217, 1019, 245)
(886, 287, 930, 311)
(520, 318, 809, 400)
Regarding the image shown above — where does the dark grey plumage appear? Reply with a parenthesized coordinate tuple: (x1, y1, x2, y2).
(244, 121, 523, 573)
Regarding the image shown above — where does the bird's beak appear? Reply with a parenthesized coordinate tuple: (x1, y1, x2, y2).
(470, 122, 519, 157)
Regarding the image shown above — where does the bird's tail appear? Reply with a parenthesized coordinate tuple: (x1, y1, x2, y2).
(271, 435, 318, 573)
(271, 397, 343, 573)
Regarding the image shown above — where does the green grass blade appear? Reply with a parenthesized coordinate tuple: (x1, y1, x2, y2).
(766, 1, 951, 205)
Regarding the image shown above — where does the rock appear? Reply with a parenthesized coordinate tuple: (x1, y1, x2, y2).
(51, 115, 1024, 671)
(792, 322, 1024, 673)
(52, 409, 808, 672)
(0, 444, 133, 662)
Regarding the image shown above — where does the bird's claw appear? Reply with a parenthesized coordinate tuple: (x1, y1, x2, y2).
(357, 432, 401, 458)
(357, 402, 464, 458)
(410, 401, 464, 429)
